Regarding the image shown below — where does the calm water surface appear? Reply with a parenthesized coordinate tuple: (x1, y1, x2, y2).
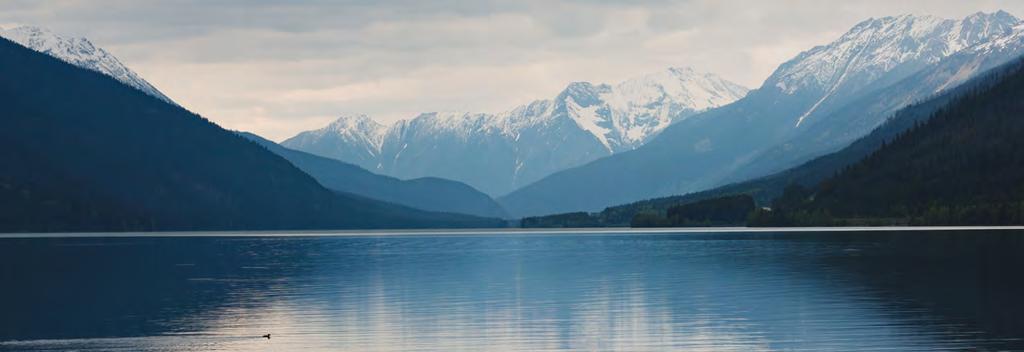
(1, 230, 1022, 351)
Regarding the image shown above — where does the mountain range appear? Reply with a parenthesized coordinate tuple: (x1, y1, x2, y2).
(4, 12, 1022, 230)
(283, 67, 749, 196)
(500, 11, 1024, 217)
(521, 45, 1024, 228)
(0, 35, 502, 232)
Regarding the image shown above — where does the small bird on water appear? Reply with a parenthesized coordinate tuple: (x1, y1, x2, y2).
(262, 334, 271, 339)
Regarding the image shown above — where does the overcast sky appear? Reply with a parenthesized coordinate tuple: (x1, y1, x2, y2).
(3, 1, 1024, 140)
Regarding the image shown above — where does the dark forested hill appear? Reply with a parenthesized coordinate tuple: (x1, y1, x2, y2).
(238, 132, 507, 218)
(519, 194, 755, 228)
(753, 59, 1024, 226)
(0, 37, 503, 232)
(629, 195, 755, 227)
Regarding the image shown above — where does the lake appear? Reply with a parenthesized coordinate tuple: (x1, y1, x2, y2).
(1, 229, 1022, 351)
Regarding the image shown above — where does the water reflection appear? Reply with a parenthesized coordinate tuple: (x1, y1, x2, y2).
(1, 232, 1022, 351)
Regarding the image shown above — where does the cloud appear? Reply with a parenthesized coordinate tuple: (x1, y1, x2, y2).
(2, 0, 1023, 140)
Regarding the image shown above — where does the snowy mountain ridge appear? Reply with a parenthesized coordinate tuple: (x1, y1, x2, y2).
(295, 66, 748, 154)
(283, 67, 749, 195)
(0, 25, 173, 103)
(766, 11, 1020, 126)
(562, 66, 750, 150)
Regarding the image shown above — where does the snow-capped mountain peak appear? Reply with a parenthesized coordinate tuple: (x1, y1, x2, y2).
(0, 25, 173, 103)
(318, 114, 388, 152)
(325, 114, 385, 133)
(279, 114, 389, 170)
(555, 66, 750, 150)
(612, 66, 749, 112)
(958, 10, 1020, 44)
(766, 12, 1020, 126)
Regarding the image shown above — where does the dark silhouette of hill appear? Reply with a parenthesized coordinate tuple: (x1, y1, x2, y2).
(0, 37, 503, 232)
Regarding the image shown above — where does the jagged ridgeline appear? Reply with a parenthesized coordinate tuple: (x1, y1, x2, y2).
(0, 37, 504, 232)
(283, 68, 749, 197)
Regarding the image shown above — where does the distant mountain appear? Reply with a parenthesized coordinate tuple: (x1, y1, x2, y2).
(0, 36, 501, 232)
(500, 11, 1024, 218)
(238, 132, 507, 218)
(277, 114, 387, 174)
(283, 67, 748, 196)
(752, 56, 1024, 226)
(0, 25, 173, 104)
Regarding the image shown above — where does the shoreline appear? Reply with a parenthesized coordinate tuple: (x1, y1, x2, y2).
(3, 226, 1024, 239)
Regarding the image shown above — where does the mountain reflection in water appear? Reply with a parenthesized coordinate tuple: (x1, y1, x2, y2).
(1, 230, 1022, 351)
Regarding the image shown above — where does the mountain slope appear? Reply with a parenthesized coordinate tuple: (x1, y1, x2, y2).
(500, 11, 1023, 217)
(0, 25, 172, 104)
(0, 37, 501, 232)
(283, 67, 748, 196)
(753, 57, 1024, 225)
(238, 132, 507, 218)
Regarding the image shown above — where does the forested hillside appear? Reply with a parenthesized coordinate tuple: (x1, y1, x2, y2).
(0, 37, 502, 232)
(752, 59, 1024, 226)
